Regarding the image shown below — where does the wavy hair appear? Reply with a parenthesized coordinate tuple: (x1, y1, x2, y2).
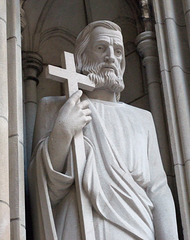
(74, 20, 125, 75)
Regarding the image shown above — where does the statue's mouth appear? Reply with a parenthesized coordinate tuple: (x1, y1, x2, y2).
(102, 65, 118, 75)
(104, 66, 114, 70)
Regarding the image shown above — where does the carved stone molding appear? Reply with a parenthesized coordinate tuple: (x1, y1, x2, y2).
(139, 0, 154, 31)
(22, 52, 43, 84)
(140, 0, 151, 19)
(22, 52, 43, 165)
(39, 27, 76, 47)
(20, 0, 27, 33)
(136, 31, 160, 86)
(136, 31, 157, 59)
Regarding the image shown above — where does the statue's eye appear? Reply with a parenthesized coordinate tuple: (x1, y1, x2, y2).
(96, 45, 105, 52)
(115, 48, 122, 57)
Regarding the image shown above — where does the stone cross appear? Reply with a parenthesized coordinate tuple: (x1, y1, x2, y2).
(46, 52, 95, 98)
(46, 52, 95, 240)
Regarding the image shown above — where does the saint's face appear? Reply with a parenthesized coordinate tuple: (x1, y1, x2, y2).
(85, 26, 124, 77)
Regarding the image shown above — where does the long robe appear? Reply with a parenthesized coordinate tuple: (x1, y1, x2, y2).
(29, 96, 178, 240)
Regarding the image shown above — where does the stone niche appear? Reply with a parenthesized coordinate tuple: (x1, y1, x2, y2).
(22, 0, 152, 239)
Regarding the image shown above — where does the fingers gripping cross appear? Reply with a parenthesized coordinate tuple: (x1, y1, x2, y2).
(46, 52, 95, 240)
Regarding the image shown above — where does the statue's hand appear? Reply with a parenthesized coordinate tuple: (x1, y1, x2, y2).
(55, 90, 91, 138)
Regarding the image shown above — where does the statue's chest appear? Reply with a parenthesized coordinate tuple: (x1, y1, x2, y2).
(93, 103, 147, 151)
(87, 102, 150, 186)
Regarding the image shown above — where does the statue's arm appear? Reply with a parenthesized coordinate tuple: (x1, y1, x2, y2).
(48, 90, 91, 172)
(146, 113, 179, 240)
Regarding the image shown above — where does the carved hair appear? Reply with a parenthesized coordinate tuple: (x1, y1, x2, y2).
(75, 20, 125, 75)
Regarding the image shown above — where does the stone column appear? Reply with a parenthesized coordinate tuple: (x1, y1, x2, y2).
(7, 0, 26, 239)
(152, 1, 190, 237)
(22, 52, 42, 240)
(22, 52, 43, 164)
(0, 0, 10, 239)
(136, 31, 173, 179)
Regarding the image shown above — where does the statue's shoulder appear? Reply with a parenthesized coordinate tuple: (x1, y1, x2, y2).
(38, 95, 67, 113)
(123, 103, 153, 123)
(33, 96, 67, 148)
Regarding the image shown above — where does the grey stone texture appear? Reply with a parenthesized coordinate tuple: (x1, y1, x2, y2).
(153, 0, 190, 239)
(0, 0, 189, 239)
(7, 0, 26, 238)
(0, 1, 10, 239)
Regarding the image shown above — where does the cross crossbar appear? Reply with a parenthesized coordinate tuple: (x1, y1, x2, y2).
(46, 52, 94, 97)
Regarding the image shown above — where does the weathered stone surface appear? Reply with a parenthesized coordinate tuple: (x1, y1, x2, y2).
(153, 0, 190, 238)
(0, 118, 9, 204)
(136, 31, 173, 176)
(23, 52, 43, 163)
(0, 20, 8, 119)
(0, 2, 10, 239)
(0, 202, 10, 240)
(0, 1, 7, 22)
(7, 38, 23, 138)
(10, 219, 26, 240)
(9, 136, 25, 218)
(29, 20, 178, 240)
(3, 1, 189, 239)
(6, 1, 26, 239)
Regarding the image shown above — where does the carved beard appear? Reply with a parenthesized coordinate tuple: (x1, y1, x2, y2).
(81, 56, 125, 94)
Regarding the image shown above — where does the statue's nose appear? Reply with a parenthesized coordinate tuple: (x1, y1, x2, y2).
(104, 47, 115, 63)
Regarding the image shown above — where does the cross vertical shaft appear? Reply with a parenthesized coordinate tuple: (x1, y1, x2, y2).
(46, 52, 95, 240)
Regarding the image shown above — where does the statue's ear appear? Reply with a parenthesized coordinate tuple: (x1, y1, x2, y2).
(32, 96, 66, 151)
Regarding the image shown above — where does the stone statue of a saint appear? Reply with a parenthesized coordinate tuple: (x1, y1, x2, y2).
(29, 20, 179, 240)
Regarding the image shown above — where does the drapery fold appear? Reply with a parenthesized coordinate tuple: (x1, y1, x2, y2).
(29, 96, 178, 239)
(29, 98, 158, 240)
(83, 100, 154, 239)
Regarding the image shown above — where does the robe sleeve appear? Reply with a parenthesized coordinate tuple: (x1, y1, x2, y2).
(146, 113, 179, 240)
(28, 137, 74, 240)
(30, 137, 74, 206)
